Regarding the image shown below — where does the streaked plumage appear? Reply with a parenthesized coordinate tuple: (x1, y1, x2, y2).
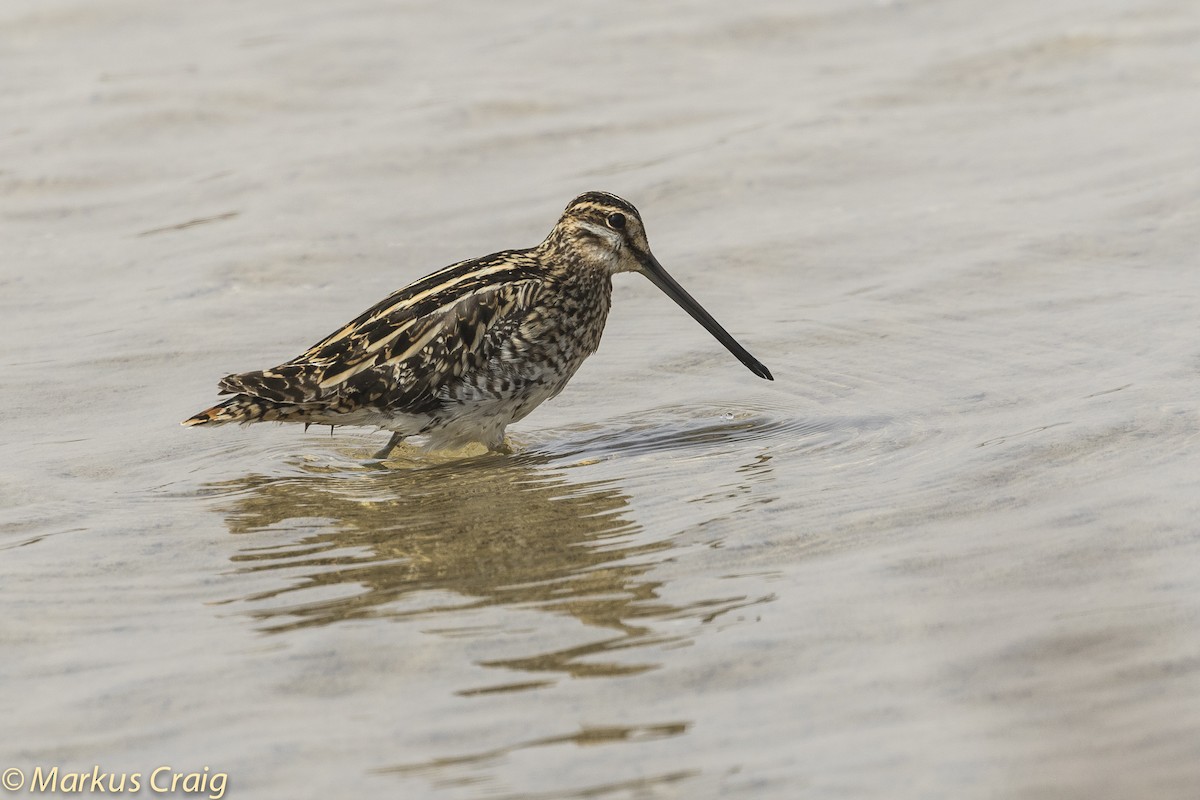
(183, 192, 772, 458)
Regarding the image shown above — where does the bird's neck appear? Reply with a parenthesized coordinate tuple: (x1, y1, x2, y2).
(536, 238, 618, 283)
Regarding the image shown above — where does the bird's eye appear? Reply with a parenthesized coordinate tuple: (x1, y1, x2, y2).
(606, 212, 626, 230)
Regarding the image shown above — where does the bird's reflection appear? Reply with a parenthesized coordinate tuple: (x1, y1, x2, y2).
(207, 449, 754, 680)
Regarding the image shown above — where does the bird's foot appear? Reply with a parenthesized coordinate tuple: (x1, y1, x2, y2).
(489, 436, 520, 455)
(372, 431, 406, 461)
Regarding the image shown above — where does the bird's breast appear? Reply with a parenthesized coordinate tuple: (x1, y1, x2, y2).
(450, 272, 613, 406)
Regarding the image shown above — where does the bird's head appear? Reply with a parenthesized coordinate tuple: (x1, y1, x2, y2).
(543, 191, 773, 381)
(547, 191, 652, 275)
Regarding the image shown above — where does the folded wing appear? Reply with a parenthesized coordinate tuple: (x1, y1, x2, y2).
(218, 278, 543, 417)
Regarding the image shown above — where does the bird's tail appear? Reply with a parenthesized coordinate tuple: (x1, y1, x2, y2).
(181, 394, 309, 427)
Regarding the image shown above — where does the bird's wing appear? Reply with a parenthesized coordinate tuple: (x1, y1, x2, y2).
(217, 274, 543, 415)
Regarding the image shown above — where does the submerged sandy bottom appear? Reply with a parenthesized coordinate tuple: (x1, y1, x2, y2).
(3, 0, 1200, 797)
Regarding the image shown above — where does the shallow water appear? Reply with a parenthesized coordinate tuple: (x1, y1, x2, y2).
(4, 0, 1200, 797)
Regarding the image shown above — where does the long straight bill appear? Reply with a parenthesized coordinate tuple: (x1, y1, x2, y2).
(640, 254, 773, 380)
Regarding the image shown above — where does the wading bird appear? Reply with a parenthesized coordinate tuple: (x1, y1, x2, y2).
(183, 192, 772, 458)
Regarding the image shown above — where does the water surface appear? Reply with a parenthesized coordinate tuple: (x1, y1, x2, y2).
(3, 0, 1200, 797)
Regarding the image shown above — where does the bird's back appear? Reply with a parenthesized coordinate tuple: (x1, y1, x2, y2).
(223, 249, 547, 411)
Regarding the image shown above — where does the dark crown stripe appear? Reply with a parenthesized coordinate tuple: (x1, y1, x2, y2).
(566, 192, 638, 216)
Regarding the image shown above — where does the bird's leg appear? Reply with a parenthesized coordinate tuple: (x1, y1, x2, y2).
(373, 431, 406, 460)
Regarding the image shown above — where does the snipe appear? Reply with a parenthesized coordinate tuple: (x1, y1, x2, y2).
(183, 192, 772, 458)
